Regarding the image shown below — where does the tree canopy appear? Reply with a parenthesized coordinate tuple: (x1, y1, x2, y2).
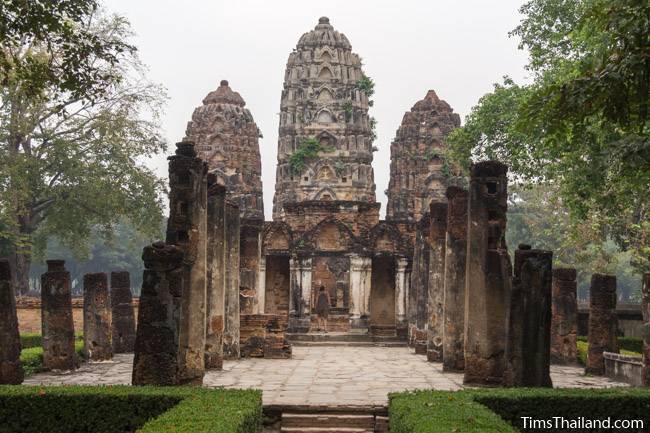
(448, 0, 650, 273)
(0, 1, 167, 293)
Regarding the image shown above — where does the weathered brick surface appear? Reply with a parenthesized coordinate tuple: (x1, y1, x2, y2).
(240, 314, 291, 359)
(41, 260, 77, 371)
(442, 187, 468, 372)
(505, 245, 553, 387)
(166, 141, 208, 385)
(551, 268, 578, 364)
(110, 271, 136, 353)
(224, 200, 241, 359)
(83, 272, 112, 361)
(426, 202, 447, 362)
(409, 214, 430, 350)
(386, 90, 460, 224)
(205, 177, 226, 369)
(132, 242, 184, 386)
(272, 17, 377, 220)
(0, 259, 23, 384)
(586, 273, 618, 375)
(464, 161, 511, 386)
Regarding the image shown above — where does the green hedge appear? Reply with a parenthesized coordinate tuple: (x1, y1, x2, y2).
(20, 340, 85, 376)
(390, 389, 650, 433)
(0, 386, 262, 433)
(576, 336, 641, 366)
(20, 333, 42, 349)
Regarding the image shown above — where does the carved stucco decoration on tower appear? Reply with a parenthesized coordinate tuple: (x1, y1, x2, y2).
(386, 90, 461, 223)
(184, 80, 264, 221)
(272, 17, 377, 220)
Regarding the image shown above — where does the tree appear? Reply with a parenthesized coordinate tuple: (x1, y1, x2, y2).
(0, 3, 167, 294)
(448, 0, 650, 273)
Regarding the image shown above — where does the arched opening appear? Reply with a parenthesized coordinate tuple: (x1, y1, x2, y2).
(369, 257, 397, 336)
(316, 110, 335, 123)
(318, 67, 333, 80)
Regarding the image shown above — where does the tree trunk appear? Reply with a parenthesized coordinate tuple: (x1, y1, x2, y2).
(10, 245, 31, 296)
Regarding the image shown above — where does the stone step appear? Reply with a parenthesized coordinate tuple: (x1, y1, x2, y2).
(291, 341, 406, 347)
(282, 413, 374, 429)
(375, 416, 389, 433)
(287, 332, 404, 344)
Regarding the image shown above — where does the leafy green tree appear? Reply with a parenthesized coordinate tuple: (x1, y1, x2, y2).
(1, 3, 167, 294)
(448, 0, 650, 273)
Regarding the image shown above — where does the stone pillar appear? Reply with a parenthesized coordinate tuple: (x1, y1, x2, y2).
(427, 202, 447, 362)
(206, 178, 226, 369)
(505, 245, 553, 387)
(83, 272, 112, 361)
(258, 256, 266, 314)
(41, 260, 77, 371)
(223, 199, 241, 359)
(300, 258, 313, 316)
(240, 220, 263, 314)
(0, 259, 23, 384)
(132, 242, 184, 386)
(586, 273, 618, 375)
(464, 161, 511, 386)
(349, 255, 364, 325)
(442, 186, 468, 372)
(360, 257, 372, 317)
(166, 141, 208, 385)
(110, 271, 136, 353)
(409, 214, 430, 351)
(395, 257, 409, 338)
(550, 268, 578, 364)
(641, 273, 650, 386)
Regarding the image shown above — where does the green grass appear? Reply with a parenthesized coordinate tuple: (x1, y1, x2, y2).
(390, 388, 650, 433)
(577, 337, 641, 366)
(0, 386, 262, 433)
(20, 337, 85, 376)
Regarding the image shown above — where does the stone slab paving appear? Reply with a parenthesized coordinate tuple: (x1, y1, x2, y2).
(23, 346, 628, 406)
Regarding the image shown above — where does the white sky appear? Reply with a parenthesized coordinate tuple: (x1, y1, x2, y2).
(104, 0, 530, 219)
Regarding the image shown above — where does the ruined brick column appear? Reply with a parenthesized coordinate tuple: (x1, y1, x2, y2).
(0, 259, 23, 384)
(409, 214, 430, 353)
(223, 199, 241, 359)
(586, 273, 618, 375)
(641, 273, 650, 386)
(505, 245, 553, 387)
(427, 202, 447, 362)
(110, 271, 136, 353)
(442, 187, 468, 372)
(83, 272, 112, 361)
(240, 220, 262, 314)
(41, 260, 77, 370)
(166, 141, 208, 385)
(550, 268, 578, 364)
(205, 177, 226, 369)
(132, 242, 184, 386)
(464, 161, 511, 386)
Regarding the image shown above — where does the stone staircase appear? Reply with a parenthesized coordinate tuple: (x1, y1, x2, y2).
(287, 331, 406, 347)
(265, 406, 388, 433)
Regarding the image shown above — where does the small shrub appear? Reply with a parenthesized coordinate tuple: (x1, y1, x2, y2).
(20, 339, 85, 376)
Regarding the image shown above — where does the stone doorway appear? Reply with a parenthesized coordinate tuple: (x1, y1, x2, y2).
(310, 256, 350, 332)
(264, 256, 290, 315)
(370, 256, 396, 336)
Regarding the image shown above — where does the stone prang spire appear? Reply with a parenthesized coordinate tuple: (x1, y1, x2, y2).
(386, 90, 460, 223)
(184, 80, 264, 222)
(272, 17, 377, 220)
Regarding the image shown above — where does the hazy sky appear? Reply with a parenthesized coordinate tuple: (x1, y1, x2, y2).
(104, 0, 530, 218)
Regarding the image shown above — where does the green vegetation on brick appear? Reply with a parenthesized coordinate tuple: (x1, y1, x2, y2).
(20, 339, 85, 376)
(390, 388, 650, 433)
(0, 386, 262, 433)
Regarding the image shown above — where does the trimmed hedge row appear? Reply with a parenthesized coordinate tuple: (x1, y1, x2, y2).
(0, 386, 262, 433)
(389, 388, 650, 433)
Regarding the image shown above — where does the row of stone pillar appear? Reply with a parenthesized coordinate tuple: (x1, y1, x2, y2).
(132, 142, 241, 386)
(0, 259, 136, 384)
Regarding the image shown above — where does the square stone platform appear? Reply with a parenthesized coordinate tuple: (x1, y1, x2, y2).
(23, 346, 628, 406)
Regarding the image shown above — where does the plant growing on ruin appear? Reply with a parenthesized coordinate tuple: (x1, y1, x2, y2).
(334, 161, 345, 177)
(356, 74, 375, 100)
(288, 137, 334, 174)
(343, 101, 353, 122)
(369, 117, 378, 143)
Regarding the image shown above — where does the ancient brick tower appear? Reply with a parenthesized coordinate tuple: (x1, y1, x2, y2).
(184, 80, 264, 221)
(272, 16, 377, 220)
(185, 80, 265, 314)
(386, 90, 460, 223)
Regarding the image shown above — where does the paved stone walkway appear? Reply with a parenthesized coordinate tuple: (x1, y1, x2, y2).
(24, 346, 628, 405)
